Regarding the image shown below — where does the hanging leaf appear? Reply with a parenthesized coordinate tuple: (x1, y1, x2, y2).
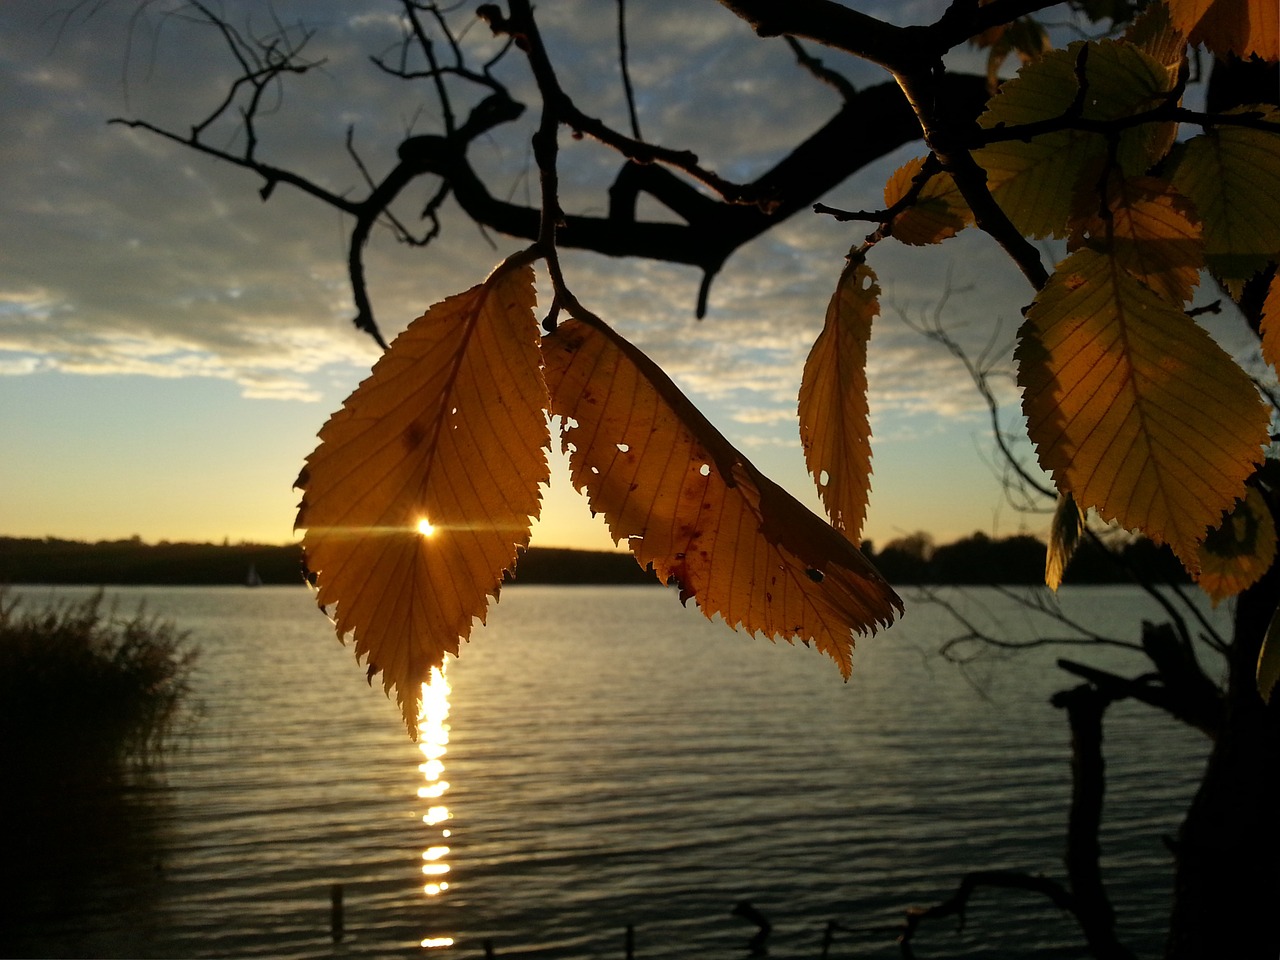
(1166, 0, 1279, 61)
(883, 157, 973, 245)
(1017, 247, 1269, 570)
(1169, 107, 1280, 283)
(1046, 491, 1085, 590)
(976, 39, 1179, 239)
(1197, 487, 1278, 604)
(542, 315, 902, 676)
(1259, 604, 1280, 704)
(1261, 273, 1280, 371)
(798, 258, 878, 540)
(1068, 174, 1203, 304)
(295, 263, 549, 733)
(971, 17, 1051, 93)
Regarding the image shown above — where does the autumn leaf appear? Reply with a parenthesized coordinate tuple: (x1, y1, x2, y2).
(1261, 273, 1280, 371)
(542, 314, 902, 675)
(1046, 491, 1085, 591)
(883, 157, 972, 245)
(1197, 487, 1278, 604)
(971, 16, 1050, 93)
(1166, 0, 1279, 61)
(1169, 106, 1280, 283)
(1124, 1, 1189, 75)
(798, 259, 877, 540)
(295, 263, 549, 733)
(976, 39, 1179, 239)
(1068, 175, 1203, 304)
(1017, 247, 1269, 570)
(1259, 605, 1280, 703)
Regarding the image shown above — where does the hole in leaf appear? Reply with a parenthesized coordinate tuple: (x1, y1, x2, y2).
(616, 443, 630, 453)
(819, 470, 830, 486)
(805, 568, 824, 583)
(699, 463, 711, 477)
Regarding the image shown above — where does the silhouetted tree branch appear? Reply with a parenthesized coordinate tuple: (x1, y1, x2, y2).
(111, 1, 1003, 337)
(898, 675, 1144, 960)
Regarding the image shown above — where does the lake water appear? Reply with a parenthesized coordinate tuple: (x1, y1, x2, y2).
(2, 584, 1223, 959)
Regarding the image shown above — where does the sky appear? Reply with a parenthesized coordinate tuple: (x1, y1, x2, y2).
(0, 0, 1264, 554)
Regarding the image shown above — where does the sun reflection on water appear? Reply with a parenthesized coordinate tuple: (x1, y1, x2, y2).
(417, 667, 454, 950)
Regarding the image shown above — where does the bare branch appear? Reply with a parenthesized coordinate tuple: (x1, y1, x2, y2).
(783, 36, 857, 101)
(615, 0, 642, 141)
(900, 870, 1077, 958)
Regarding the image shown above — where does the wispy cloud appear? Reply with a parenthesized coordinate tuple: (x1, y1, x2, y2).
(0, 0, 1087, 434)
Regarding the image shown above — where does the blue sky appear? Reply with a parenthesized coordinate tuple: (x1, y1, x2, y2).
(2, 1, 1259, 553)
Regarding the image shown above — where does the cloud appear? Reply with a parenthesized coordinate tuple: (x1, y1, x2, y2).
(0, 0, 1108, 437)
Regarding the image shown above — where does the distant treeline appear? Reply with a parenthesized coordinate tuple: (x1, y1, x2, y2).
(860, 531, 1189, 585)
(0, 537, 653, 587)
(0, 531, 1188, 587)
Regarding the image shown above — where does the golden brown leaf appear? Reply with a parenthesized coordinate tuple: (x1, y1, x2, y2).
(883, 157, 973, 245)
(295, 263, 549, 733)
(1167, 0, 1279, 61)
(1261, 273, 1280, 371)
(798, 259, 878, 540)
(1197, 487, 1277, 604)
(1017, 248, 1269, 570)
(1258, 604, 1280, 703)
(542, 315, 902, 676)
(1068, 175, 1203, 304)
(1046, 491, 1084, 591)
(971, 16, 1050, 93)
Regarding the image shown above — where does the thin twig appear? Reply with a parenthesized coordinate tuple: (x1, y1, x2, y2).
(616, 0, 643, 141)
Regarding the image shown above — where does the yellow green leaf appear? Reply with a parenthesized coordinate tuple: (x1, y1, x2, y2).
(1069, 175, 1203, 303)
(883, 157, 973, 245)
(1259, 604, 1280, 703)
(1046, 491, 1085, 591)
(798, 259, 877, 540)
(295, 263, 549, 733)
(542, 315, 902, 675)
(1197, 487, 1277, 604)
(1167, 0, 1279, 61)
(1169, 107, 1280, 282)
(976, 39, 1179, 239)
(1261, 273, 1280, 371)
(1017, 247, 1269, 570)
(1124, 1, 1189, 76)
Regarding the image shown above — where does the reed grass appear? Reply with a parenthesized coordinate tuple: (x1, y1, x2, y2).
(0, 589, 197, 789)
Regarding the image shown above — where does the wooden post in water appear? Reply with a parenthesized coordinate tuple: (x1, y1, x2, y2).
(330, 883, 344, 942)
(821, 919, 836, 957)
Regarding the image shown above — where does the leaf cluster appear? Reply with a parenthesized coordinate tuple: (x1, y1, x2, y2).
(296, 261, 902, 731)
